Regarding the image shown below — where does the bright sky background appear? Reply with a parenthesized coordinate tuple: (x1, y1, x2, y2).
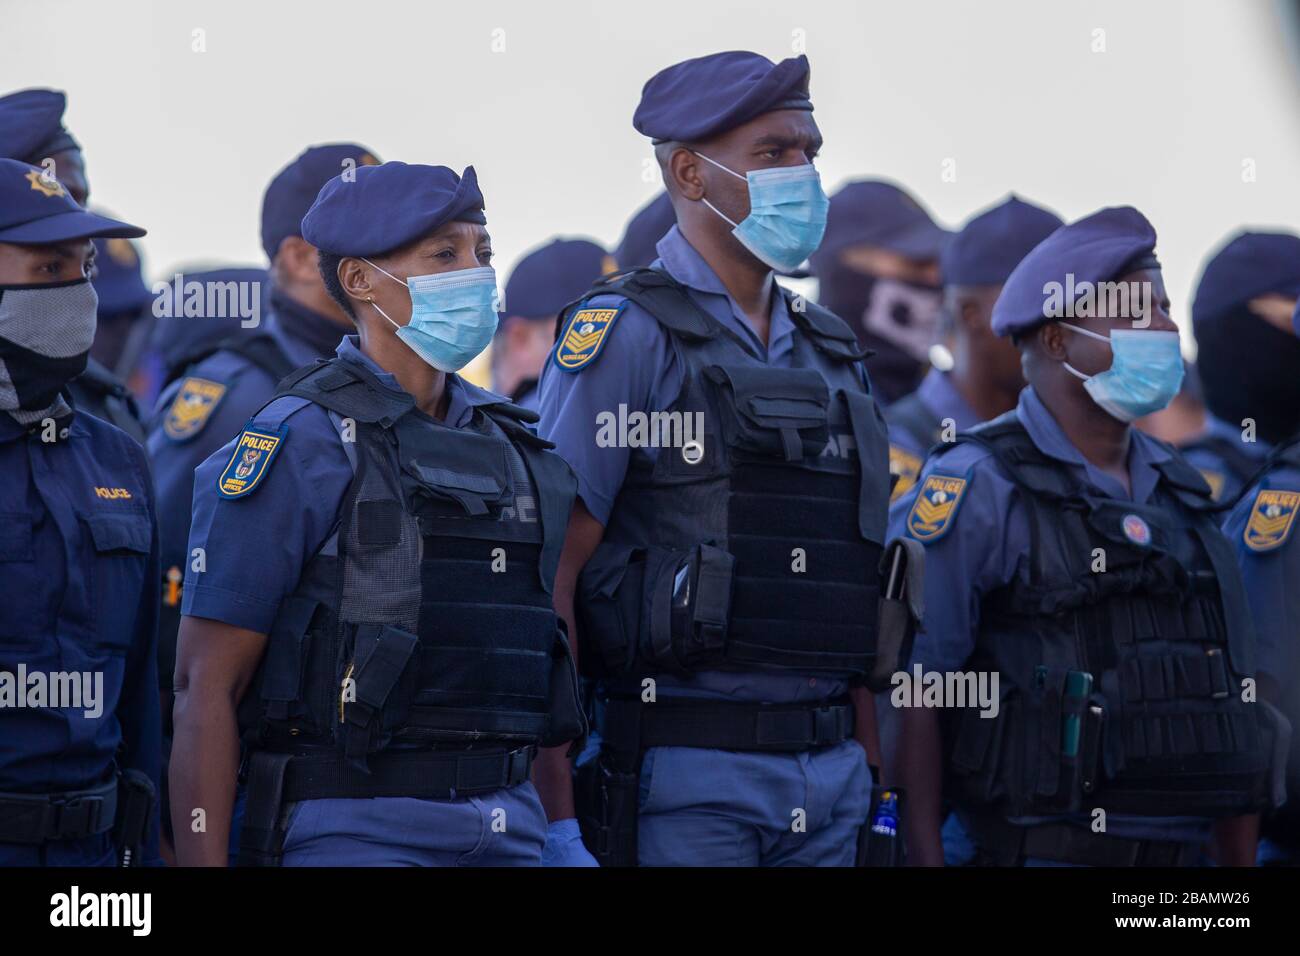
(5, 0, 1299, 357)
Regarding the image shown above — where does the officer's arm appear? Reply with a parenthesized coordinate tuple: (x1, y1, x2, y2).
(170, 616, 267, 866)
(899, 706, 945, 866)
(534, 498, 606, 822)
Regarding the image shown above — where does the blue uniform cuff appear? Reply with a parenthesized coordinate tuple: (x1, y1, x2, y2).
(182, 584, 281, 634)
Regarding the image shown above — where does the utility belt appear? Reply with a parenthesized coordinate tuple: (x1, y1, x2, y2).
(0, 771, 156, 865)
(575, 695, 855, 867)
(237, 744, 536, 866)
(965, 811, 1202, 867)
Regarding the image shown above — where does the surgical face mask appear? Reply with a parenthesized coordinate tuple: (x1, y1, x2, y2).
(0, 277, 97, 411)
(1060, 321, 1184, 423)
(363, 260, 499, 372)
(694, 152, 829, 272)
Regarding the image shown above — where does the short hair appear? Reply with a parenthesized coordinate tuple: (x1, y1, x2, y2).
(317, 250, 357, 321)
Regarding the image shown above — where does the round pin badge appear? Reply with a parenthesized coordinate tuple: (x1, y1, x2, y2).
(1121, 513, 1151, 546)
(681, 440, 704, 465)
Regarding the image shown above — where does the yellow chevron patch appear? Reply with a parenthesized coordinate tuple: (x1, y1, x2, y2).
(1244, 488, 1299, 553)
(889, 444, 924, 502)
(554, 304, 625, 372)
(906, 474, 968, 543)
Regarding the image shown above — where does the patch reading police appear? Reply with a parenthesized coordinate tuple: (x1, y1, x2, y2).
(554, 303, 625, 372)
(889, 444, 924, 503)
(1243, 489, 1299, 553)
(216, 424, 287, 499)
(164, 377, 228, 441)
(906, 474, 968, 543)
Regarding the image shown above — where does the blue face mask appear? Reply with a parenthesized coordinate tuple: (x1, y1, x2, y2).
(363, 261, 499, 372)
(1061, 322, 1184, 423)
(694, 152, 829, 272)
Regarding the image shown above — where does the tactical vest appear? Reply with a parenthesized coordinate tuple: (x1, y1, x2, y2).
(574, 268, 892, 680)
(246, 356, 583, 769)
(164, 330, 296, 390)
(71, 358, 145, 443)
(946, 414, 1273, 819)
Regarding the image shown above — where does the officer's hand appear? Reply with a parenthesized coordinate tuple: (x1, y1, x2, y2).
(542, 818, 598, 867)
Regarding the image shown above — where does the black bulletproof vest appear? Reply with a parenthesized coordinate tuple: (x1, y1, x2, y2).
(69, 358, 145, 443)
(574, 268, 892, 680)
(946, 414, 1271, 818)
(247, 357, 578, 767)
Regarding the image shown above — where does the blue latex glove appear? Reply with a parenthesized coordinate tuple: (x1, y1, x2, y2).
(541, 818, 598, 867)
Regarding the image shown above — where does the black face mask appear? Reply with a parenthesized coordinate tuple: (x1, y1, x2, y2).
(0, 279, 98, 412)
(1196, 306, 1300, 446)
(817, 265, 942, 404)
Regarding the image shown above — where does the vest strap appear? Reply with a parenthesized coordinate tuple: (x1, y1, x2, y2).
(607, 695, 855, 753)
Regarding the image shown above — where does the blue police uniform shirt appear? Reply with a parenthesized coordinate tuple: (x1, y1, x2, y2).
(1181, 414, 1272, 503)
(538, 225, 865, 705)
(148, 295, 347, 622)
(890, 385, 1216, 842)
(183, 334, 498, 632)
(0, 409, 161, 861)
(887, 368, 981, 460)
(1221, 457, 1300, 686)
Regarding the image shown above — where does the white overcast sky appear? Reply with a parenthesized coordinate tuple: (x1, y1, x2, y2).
(4, 0, 1299, 350)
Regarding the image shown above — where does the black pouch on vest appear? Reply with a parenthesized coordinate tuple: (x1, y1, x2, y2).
(703, 365, 830, 461)
(542, 622, 588, 750)
(335, 624, 421, 771)
(260, 595, 321, 724)
(949, 681, 1016, 806)
(867, 538, 924, 692)
(398, 426, 516, 518)
(576, 542, 646, 677)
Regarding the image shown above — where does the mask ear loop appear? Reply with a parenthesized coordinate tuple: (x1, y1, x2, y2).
(359, 258, 407, 330)
(365, 295, 402, 331)
(691, 151, 747, 228)
(1058, 321, 1112, 381)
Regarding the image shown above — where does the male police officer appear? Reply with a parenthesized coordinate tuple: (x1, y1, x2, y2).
(149, 144, 379, 702)
(170, 161, 586, 866)
(0, 87, 148, 441)
(1221, 301, 1300, 864)
(810, 179, 950, 405)
(886, 196, 1062, 501)
(895, 207, 1278, 866)
(0, 159, 160, 865)
(1183, 231, 1300, 501)
(492, 237, 610, 410)
(540, 51, 909, 866)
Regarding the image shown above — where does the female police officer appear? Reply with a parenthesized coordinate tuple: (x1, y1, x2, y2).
(170, 162, 587, 866)
(0, 159, 160, 866)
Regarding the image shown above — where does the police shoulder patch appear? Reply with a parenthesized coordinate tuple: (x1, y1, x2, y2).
(553, 302, 626, 373)
(1243, 488, 1299, 553)
(906, 473, 969, 543)
(164, 376, 228, 441)
(216, 423, 288, 499)
(889, 444, 924, 503)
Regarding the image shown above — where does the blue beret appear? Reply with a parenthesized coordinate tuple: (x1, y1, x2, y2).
(0, 88, 78, 164)
(941, 195, 1064, 286)
(301, 162, 485, 258)
(0, 159, 143, 243)
(615, 192, 676, 269)
(1191, 231, 1300, 327)
(261, 143, 379, 260)
(633, 51, 812, 144)
(991, 206, 1159, 338)
(92, 236, 151, 316)
(503, 238, 611, 321)
(811, 180, 949, 272)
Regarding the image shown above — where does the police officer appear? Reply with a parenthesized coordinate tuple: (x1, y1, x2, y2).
(492, 237, 611, 410)
(0, 87, 148, 441)
(886, 196, 1063, 501)
(541, 51, 910, 867)
(894, 207, 1279, 866)
(613, 191, 675, 270)
(0, 159, 160, 865)
(1182, 231, 1300, 501)
(149, 144, 379, 720)
(1221, 300, 1300, 864)
(170, 161, 586, 867)
(810, 179, 950, 404)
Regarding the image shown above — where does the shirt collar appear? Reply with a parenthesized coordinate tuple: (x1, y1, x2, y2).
(269, 287, 350, 359)
(1016, 385, 1170, 503)
(335, 335, 494, 428)
(916, 368, 981, 430)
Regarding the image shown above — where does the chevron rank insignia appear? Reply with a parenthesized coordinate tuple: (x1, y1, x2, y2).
(906, 474, 968, 543)
(554, 304, 625, 372)
(1243, 488, 1299, 553)
(216, 424, 287, 499)
(164, 376, 227, 441)
(889, 444, 924, 502)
